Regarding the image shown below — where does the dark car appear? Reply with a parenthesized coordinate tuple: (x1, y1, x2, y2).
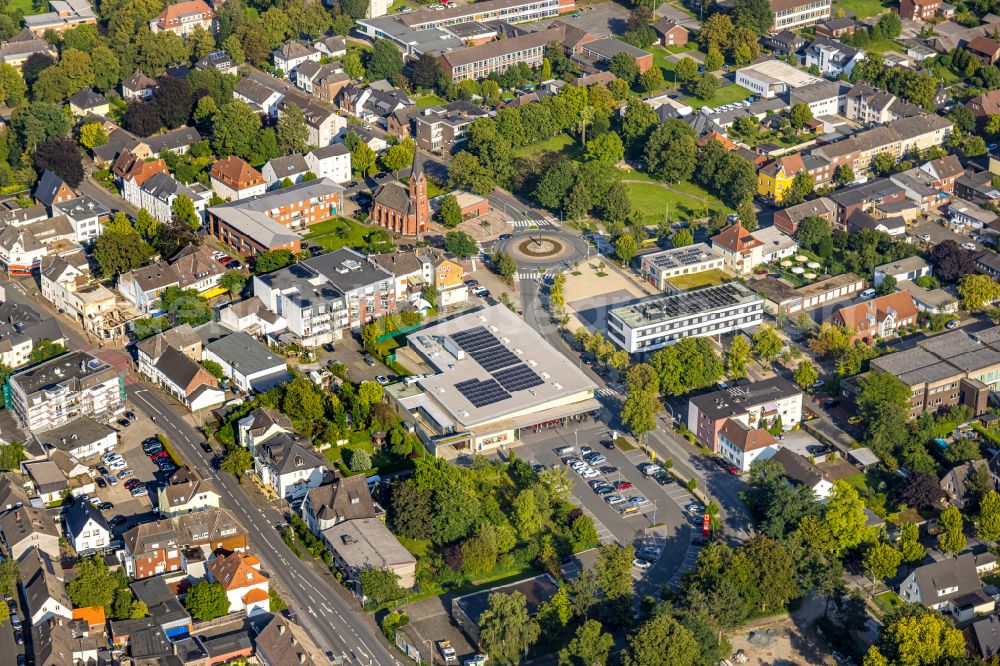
(464, 279, 479, 287)
(95, 477, 106, 488)
(599, 466, 618, 475)
(98, 502, 113, 511)
(108, 515, 126, 527)
(654, 473, 674, 485)
(499, 233, 513, 240)
(200, 441, 213, 453)
(226, 260, 242, 270)
(117, 419, 130, 427)
(124, 411, 136, 420)
(602, 439, 615, 450)
(17, 653, 25, 665)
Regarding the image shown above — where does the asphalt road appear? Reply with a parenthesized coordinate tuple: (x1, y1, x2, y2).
(78, 174, 140, 218)
(126, 385, 399, 666)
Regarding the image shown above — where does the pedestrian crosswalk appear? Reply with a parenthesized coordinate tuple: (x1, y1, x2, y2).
(509, 219, 544, 228)
(514, 271, 549, 281)
(596, 387, 622, 399)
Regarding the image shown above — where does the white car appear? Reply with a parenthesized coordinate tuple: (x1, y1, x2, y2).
(859, 288, 876, 299)
(573, 464, 592, 475)
(102, 453, 122, 463)
(962, 242, 977, 250)
(581, 469, 600, 479)
(109, 460, 127, 471)
(633, 559, 652, 571)
(605, 495, 626, 505)
(918, 233, 932, 242)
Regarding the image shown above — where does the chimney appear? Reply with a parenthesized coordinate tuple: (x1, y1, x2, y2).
(279, 624, 287, 635)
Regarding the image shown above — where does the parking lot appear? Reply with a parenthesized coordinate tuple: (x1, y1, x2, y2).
(520, 424, 700, 586)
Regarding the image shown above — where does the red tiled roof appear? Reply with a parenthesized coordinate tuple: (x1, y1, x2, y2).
(712, 222, 762, 253)
(833, 291, 918, 331)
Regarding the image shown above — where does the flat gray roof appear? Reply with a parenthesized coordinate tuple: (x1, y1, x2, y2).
(205, 331, 285, 375)
(609, 282, 761, 328)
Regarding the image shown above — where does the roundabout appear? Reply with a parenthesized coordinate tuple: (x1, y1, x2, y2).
(495, 229, 590, 271)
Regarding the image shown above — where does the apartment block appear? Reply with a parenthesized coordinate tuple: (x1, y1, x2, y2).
(7, 351, 123, 432)
(809, 114, 953, 177)
(148, 0, 214, 36)
(638, 243, 725, 292)
(687, 377, 803, 452)
(607, 282, 763, 354)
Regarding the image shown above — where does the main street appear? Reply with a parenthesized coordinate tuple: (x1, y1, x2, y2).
(126, 385, 399, 666)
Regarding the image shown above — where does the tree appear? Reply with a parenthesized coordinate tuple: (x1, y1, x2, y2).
(898, 472, 944, 509)
(793, 360, 818, 390)
(193, 95, 218, 133)
(153, 75, 192, 129)
(644, 119, 697, 183)
(12, 103, 71, 153)
(870, 607, 965, 665)
(930, 240, 976, 283)
(863, 542, 902, 585)
(733, 0, 773, 34)
(948, 105, 976, 134)
(437, 193, 462, 228)
(639, 65, 665, 93)
(172, 195, 200, 232)
(703, 47, 724, 73)
(221, 446, 253, 476)
(622, 608, 699, 666)
(381, 139, 415, 173)
(827, 480, 871, 556)
(252, 249, 295, 274)
(66, 557, 120, 609)
(584, 132, 624, 164)
(692, 73, 718, 100)
(22, 53, 55, 89)
(965, 135, 988, 157)
(699, 13, 734, 50)
(649, 337, 723, 395)
(79, 122, 108, 150)
(277, 103, 310, 155)
(876, 275, 897, 297)
(341, 50, 365, 80)
(979, 491, 1000, 545)
(938, 505, 966, 556)
(478, 592, 541, 664)
(958, 273, 1000, 310)
(751, 324, 782, 366)
(877, 10, 902, 38)
(675, 57, 698, 82)
(595, 543, 634, 622)
(29, 339, 66, 365)
(448, 151, 494, 196)
(856, 371, 910, 467)
(835, 163, 855, 186)
(367, 39, 404, 81)
(444, 231, 477, 258)
(34, 138, 84, 187)
(358, 567, 402, 604)
(220, 270, 246, 296)
(421, 283, 438, 309)
(123, 101, 161, 136)
(93, 230, 151, 278)
(493, 250, 517, 278)
(184, 581, 230, 621)
(789, 103, 813, 130)
(609, 52, 640, 85)
(213, 100, 262, 162)
(671, 228, 693, 248)
(898, 522, 926, 563)
(201, 360, 224, 380)
(725, 335, 751, 378)
(410, 52, 444, 89)
(558, 619, 614, 666)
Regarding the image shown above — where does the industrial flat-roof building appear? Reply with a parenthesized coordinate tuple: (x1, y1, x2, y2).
(607, 282, 763, 354)
(735, 59, 822, 98)
(639, 243, 725, 292)
(390, 305, 598, 456)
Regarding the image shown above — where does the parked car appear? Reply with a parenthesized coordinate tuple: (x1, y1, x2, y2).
(946, 319, 960, 330)
(105, 475, 117, 486)
(614, 481, 633, 490)
(108, 515, 126, 527)
(131, 487, 148, 497)
(633, 559, 651, 571)
(628, 496, 649, 507)
(605, 495, 626, 505)
(364, 356, 376, 367)
(375, 375, 389, 385)
(117, 419, 130, 427)
(150, 451, 169, 461)
(98, 502, 113, 511)
(124, 410, 136, 420)
(859, 288, 876, 299)
(14, 629, 22, 645)
(464, 279, 479, 287)
(200, 442, 213, 453)
(599, 466, 618, 475)
(653, 472, 673, 485)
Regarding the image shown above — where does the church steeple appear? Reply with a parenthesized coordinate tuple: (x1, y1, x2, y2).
(409, 152, 430, 233)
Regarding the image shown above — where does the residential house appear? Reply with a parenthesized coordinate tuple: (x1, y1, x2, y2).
(210, 157, 266, 202)
(149, 0, 215, 36)
(251, 248, 397, 347)
(809, 114, 953, 177)
(580, 38, 653, 73)
(273, 41, 320, 76)
(218, 296, 287, 336)
(773, 197, 837, 235)
(34, 171, 76, 212)
(18, 547, 71, 626)
(64, 501, 109, 553)
(788, 80, 848, 118)
(208, 178, 343, 256)
(254, 615, 326, 666)
(686, 377, 803, 452)
(652, 17, 688, 46)
(900, 553, 995, 621)
(771, 448, 833, 498)
(770, 0, 832, 30)
(301, 474, 376, 534)
(337, 82, 414, 125)
(22, 461, 66, 504)
(967, 89, 1000, 125)
(899, 279, 958, 314)
(0, 30, 57, 71)
(194, 50, 236, 75)
(900, 0, 941, 19)
(843, 83, 922, 125)
(757, 154, 809, 204)
(827, 179, 907, 231)
(8, 351, 123, 433)
(122, 70, 158, 100)
(406, 101, 489, 153)
(711, 222, 763, 274)
(30, 417, 117, 462)
(234, 76, 285, 116)
(872, 256, 931, 288)
(305, 144, 351, 183)
(235, 71, 347, 146)
(717, 420, 779, 472)
(124, 171, 209, 224)
(803, 38, 862, 78)
(68, 89, 108, 117)
(140, 126, 202, 156)
(263, 154, 311, 189)
(968, 35, 1000, 65)
(369, 157, 431, 236)
(752, 225, 799, 265)
(415, 247, 468, 306)
(815, 17, 857, 37)
(315, 35, 347, 57)
(112, 150, 168, 189)
(137, 343, 224, 411)
(237, 406, 293, 453)
(121, 507, 247, 579)
(117, 244, 227, 313)
(294, 60, 350, 103)
(829, 291, 919, 341)
(323, 518, 417, 588)
(40, 256, 138, 342)
(52, 195, 110, 243)
(156, 466, 220, 517)
(0, 506, 60, 560)
(941, 459, 989, 508)
(0, 301, 66, 369)
(763, 29, 807, 55)
(205, 551, 269, 616)
(201, 329, 292, 393)
(253, 431, 330, 500)
(0, 472, 28, 515)
(968, 613, 1000, 659)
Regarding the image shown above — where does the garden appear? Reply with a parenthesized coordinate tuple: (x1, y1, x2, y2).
(302, 216, 375, 252)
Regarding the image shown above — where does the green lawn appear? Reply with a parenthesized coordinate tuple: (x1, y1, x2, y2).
(514, 133, 583, 159)
(624, 181, 730, 225)
(833, 0, 890, 17)
(864, 37, 907, 54)
(666, 268, 732, 291)
(684, 84, 753, 109)
(302, 217, 371, 251)
(873, 591, 905, 615)
(8, 0, 38, 13)
(414, 93, 447, 108)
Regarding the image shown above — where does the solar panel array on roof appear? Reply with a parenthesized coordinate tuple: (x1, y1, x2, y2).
(447, 323, 547, 407)
(494, 363, 545, 392)
(455, 378, 511, 408)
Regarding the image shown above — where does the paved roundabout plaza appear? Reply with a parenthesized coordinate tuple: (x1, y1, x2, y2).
(495, 230, 591, 272)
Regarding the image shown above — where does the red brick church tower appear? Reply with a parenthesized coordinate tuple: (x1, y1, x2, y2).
(369, 153, 431, 236)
